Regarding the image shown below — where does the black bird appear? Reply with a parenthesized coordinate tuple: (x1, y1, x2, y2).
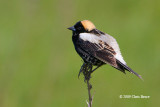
(68, 20, 142, 80)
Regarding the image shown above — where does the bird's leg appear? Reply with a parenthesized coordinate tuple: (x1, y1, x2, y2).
(90, 64, 102, 73)
(79, 63, 102, 80)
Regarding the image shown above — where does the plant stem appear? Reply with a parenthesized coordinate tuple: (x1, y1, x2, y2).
(87, 79, 92, 107)
(79, 63, 93, 107)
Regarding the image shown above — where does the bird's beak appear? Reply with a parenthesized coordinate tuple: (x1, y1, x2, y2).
(67, 26, 76, 31)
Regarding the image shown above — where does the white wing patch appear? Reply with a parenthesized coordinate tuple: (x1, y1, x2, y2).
(79, 33, 126, 64)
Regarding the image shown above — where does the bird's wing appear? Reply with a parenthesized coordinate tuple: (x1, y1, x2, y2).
(78, 33, 119, 68)
(102, 33, 126, 64)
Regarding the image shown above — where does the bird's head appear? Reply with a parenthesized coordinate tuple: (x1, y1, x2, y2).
(68, 20, 96, 33)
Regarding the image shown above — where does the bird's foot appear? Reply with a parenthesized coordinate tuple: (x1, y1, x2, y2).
(78, 63, 87, 78)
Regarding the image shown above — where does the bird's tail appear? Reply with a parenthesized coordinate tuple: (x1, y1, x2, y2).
(116, 59, 143, 80)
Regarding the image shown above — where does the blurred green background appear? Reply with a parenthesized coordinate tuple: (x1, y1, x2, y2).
(0, 0, 160, 107)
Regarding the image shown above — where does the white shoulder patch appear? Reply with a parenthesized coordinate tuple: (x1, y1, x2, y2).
(79, 33, 100, 43)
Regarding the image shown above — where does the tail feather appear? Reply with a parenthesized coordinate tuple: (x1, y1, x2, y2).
(116, 59, 143, 80)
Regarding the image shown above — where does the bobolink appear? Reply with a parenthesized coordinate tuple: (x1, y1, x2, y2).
(68, 20, 142, 79)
